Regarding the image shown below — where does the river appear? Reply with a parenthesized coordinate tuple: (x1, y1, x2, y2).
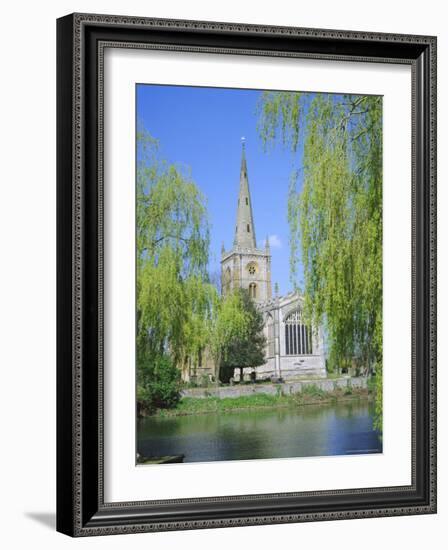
(137, 399, 382, 463)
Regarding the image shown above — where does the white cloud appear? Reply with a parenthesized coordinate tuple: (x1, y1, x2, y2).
(265, 234, 282, 248)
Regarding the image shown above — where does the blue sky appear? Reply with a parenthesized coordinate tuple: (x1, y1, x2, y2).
(136, 84, 304, 295)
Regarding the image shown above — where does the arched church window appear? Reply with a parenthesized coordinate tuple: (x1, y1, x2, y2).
(245, 197, 248, 205)
(247, 224, 250, 232)
(284, 309, 312, 355)
(249, 283, 257, 299)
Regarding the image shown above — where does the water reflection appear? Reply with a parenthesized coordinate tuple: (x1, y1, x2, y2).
(137, 401, 382, 463)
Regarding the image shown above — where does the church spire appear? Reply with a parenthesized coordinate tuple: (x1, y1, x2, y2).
(234, 139, 256, 249)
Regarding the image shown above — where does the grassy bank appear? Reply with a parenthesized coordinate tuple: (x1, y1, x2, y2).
(150, 385, 372, 417)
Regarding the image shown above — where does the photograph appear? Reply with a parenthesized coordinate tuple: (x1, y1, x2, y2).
(135, 84, 384, 465)
(0, 0, 441, 544)
(52, 6, 437, 539)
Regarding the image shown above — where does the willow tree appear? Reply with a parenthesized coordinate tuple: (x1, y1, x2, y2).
(258, 92, 383, 429)
(136, 127, 215, 383)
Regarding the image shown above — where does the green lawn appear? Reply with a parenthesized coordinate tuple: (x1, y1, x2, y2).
(153, 385, 371, 417)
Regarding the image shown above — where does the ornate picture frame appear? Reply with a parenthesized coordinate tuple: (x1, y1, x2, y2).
(56, 13, 437, 536)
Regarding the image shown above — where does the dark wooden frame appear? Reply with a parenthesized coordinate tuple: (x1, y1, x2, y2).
(57, 13, 437, 537)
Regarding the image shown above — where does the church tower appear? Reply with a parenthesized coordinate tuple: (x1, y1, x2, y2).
(221, 141, 272, 303)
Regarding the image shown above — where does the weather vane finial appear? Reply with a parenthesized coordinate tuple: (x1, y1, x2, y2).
(241, 136, 246, 146)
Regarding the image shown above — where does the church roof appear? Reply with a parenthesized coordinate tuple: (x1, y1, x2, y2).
(257, 290, 304, 312)
(233, 140, 257, 249)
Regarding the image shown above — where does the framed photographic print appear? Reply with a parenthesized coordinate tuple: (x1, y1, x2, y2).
(56, 13, 437, 536)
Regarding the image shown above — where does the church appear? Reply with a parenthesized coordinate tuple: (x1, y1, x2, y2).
(220, 142, 327, 381)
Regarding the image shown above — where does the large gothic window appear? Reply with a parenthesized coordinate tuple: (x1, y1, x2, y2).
(284, 309, 312, 355)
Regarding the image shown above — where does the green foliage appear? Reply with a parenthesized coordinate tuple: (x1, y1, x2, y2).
(258, 92, 383, 430)
(137, 354, 181, 411)
(301, 384, 326, 399)
(136, 126, 259, 404)
(366, 375, 376, 393)
(152, 385, 370, 417)
(207, 289, 252, 381)
(136, 125, 217, 380)
(373, 362, 383, 432)
(219, 288, 267, 382)
(156, 393, 288, 416)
